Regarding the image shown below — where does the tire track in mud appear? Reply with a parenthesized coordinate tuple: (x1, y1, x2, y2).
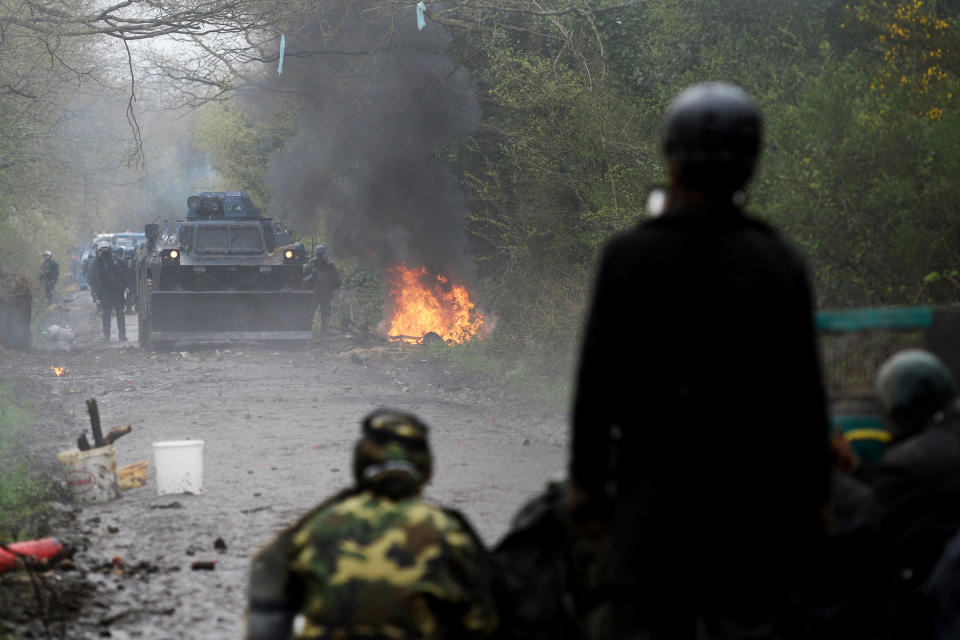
(4, 297, 567, 639)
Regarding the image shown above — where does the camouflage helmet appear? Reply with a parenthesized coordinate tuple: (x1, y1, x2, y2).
(353, 409, 432, 498)
(876, 349, 957, 441)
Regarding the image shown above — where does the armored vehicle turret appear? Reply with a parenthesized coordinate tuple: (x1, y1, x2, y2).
(136, 191, 312, 348)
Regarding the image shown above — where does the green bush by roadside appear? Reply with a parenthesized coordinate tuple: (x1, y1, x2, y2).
(0, 382, 51, 542)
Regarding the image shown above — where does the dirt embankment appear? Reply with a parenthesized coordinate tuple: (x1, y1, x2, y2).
(1, 294, 567, 639)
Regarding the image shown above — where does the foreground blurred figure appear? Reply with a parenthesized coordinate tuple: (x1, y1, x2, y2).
(871, 350, 960, 636)
(246, 410, 498, 640)
(569, 83, 830, 639)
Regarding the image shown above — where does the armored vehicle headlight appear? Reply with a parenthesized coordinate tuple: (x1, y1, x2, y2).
(169, 250, 179, 260)
(284, 249, 294, 259)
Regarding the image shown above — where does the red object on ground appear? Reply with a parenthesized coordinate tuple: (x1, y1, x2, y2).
(0, 538, 65, 574)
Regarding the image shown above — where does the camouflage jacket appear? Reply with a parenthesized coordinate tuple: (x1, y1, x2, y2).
(249, 488, 498, 640)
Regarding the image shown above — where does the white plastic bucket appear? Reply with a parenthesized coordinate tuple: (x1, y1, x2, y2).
(57, 445, 121, 504)
(152, 440, 204, 496)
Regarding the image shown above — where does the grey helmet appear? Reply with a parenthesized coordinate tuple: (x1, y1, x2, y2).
(43, 250, 52, 258)
(876, 349, 957, 441)
(313, 245, 328, 259)
(663, 82, 762, 196)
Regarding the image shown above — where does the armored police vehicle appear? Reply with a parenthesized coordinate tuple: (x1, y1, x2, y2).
(136, 191, 312, 349)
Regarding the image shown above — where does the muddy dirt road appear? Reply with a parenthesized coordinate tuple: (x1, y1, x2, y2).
(3, 293, 568, 639)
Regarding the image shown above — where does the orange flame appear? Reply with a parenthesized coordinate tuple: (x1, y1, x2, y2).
(386, 264, 484, 344)
(51, 366, 65, 378)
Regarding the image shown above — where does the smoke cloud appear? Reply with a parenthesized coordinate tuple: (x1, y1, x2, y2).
(258, 3, 480, 280)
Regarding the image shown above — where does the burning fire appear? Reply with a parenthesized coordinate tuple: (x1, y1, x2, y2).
(51, 366, 66, 378)
(386, 264, 484, 344)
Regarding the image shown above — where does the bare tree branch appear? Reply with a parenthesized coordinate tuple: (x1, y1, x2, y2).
(122, 38, 143, 169)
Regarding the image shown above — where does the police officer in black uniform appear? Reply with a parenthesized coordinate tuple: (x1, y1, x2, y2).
(89, 242, 128, 342)
(122, 246, 138, 313)
(569, 83, 830, 639)
(303, 245, 341, 336)
(39, 250, 59, 303)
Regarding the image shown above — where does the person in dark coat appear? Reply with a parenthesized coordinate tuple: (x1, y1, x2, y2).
(88, 242, 128, 342)
(303, 245, 341, 336)
(121, 246, 138, 313)
(927, 529, 960, 640)
(568, 83, 831, 639)
(39, 250, 59, 303)
(871, 349, 960, 635)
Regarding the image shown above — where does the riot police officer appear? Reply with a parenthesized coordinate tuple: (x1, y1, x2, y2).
(873, 351, 960, 605)
(246, 410, 499, 640)
(302, 245, 341, 336)
(569, 83, 830, 638)
(39, 250, 59, 303)
(89, 242, 128, 342)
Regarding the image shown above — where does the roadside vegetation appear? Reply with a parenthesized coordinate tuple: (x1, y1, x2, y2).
(0, 381, 50, 542)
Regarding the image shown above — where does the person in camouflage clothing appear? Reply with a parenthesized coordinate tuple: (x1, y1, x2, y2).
(246, 410, 499, 640)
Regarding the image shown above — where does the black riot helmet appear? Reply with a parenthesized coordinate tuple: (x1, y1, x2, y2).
(663, 82, 762, 196)
(876, 349, 957, 442)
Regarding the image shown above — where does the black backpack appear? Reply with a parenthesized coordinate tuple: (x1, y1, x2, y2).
(492, 481, 597, 640)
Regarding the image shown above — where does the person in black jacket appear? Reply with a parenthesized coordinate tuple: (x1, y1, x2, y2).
(39, 250, 59, 303)
(89, 242, 128, 343)
(303, 245, 341, 336)
(568, 83, 831, 639)
(872, 349, 960, 636)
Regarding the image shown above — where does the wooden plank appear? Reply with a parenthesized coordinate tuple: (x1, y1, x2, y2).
(86, 398, 105, 448)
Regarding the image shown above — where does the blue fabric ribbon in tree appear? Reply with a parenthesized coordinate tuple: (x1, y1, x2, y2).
(278, 34, 286, 75)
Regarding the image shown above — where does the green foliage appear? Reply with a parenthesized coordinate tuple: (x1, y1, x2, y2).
(441, 0, 960, 388)
(333, 265, 386, 333)
(193, 104, 297, 210)
(445, 26, 656, 385)
(421, 333, 573, 408)
(460, 30, 654, 269)
(758, 44, 960, 306)
(0, 384, 50, 542)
